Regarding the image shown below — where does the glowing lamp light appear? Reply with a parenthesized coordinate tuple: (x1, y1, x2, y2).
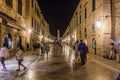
(72, 35, 75, 38)
(96, 20, 102, 28)
(28, 29, 32, 33)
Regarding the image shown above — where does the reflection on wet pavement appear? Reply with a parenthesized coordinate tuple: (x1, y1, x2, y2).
(22, 45, 117, 80)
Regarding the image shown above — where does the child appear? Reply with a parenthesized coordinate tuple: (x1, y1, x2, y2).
(15, 46, 26, 71)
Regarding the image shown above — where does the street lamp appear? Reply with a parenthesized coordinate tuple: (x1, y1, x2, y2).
(26, 28, 32, 50)
(27, 29, 32, 33)
(72, 35, 75, 38)
(96, 20, 102, 29)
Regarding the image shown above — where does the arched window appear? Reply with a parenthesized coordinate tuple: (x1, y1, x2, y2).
(17, 36, 22, 47)
(6, 0, 13, 7)
(92, 38, 96, 49)
(4, 33, 12, 49)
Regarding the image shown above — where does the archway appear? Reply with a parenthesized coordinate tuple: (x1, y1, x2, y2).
(92, 38, 96, 55)
(4, 33, 12, 49)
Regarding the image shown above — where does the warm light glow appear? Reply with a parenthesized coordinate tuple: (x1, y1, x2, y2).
(65, 46, 70, 60)
(96, 20, 102, 28)
(72, 35, 75, 38)
(84, 40, 87, 45)
(28, 71, 34, 79)
(28, 29, 32, 33)
(41, 35, 43, 38)
(74, 32, 77, 41)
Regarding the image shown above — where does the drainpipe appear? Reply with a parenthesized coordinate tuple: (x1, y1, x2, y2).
(110, 0, 115, 41)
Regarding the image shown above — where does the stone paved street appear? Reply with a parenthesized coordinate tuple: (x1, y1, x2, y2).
(22, 45, 119, 80)
(0, 51, 38, 80)
(23, 55, 116, 80)
(0, 45, 120, 80)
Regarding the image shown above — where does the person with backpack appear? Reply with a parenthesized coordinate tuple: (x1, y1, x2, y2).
(44, 43, 50, 59)
(78, 40, 88, 65)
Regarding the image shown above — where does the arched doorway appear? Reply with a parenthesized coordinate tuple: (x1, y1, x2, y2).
(92, 38, 96, 55)
(4, 33, 12, 49)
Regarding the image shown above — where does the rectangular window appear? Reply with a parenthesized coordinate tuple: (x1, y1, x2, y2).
(84, 28, 86, 33)
(79, 31, 81, 35)
(35, 20, 37, 31)
(18, 0, 22, 15)
(67, 32, 68, 36)
(84, 28, 87, 37)
(80, 15, 81, 24)
(76, 16, 78, 27)
(80, 5, 81, 9)
(32, 17, 34, 28)
(92, 0, 96, 12)
(85, 8, 87, 19)
(35, 3, 36, 12)
(6, 0, 13, 7)
(32, 0, 33, 7)
(92, 23, 95, 33)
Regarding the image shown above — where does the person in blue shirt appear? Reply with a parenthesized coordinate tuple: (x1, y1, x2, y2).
(78, 40, 88, 65)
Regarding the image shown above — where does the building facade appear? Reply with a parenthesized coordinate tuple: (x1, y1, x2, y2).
(63, 0, 120, 57)
(0, 0, 50, 56)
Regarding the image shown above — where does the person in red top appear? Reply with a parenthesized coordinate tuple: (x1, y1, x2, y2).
(0, 43, 9, 71)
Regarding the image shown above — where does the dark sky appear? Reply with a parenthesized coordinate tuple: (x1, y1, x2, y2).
(37, 0, 80, 37)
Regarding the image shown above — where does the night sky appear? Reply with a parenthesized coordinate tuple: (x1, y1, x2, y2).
(37, 0, 80, 37)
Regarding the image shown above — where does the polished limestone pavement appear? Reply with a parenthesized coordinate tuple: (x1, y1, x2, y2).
(21, 45, 118, 80)
(0, 52, 38, 80)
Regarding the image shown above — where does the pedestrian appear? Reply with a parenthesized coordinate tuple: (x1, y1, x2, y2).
(109, 43, 116, 60)
(15, 46, 26, 71)
(0, 43, 9, 71)
(59, 43, 62, 56)
(116, 73, 120, 80)
(44, 43, 50, 59)
(73, 41, 79, 63)
(84, 43, 88, 62)
(78, 40, 88, 65)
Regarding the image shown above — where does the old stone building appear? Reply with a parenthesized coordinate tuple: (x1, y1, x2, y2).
(0, 0, 50, 56)
(63, 0, 120, 57)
